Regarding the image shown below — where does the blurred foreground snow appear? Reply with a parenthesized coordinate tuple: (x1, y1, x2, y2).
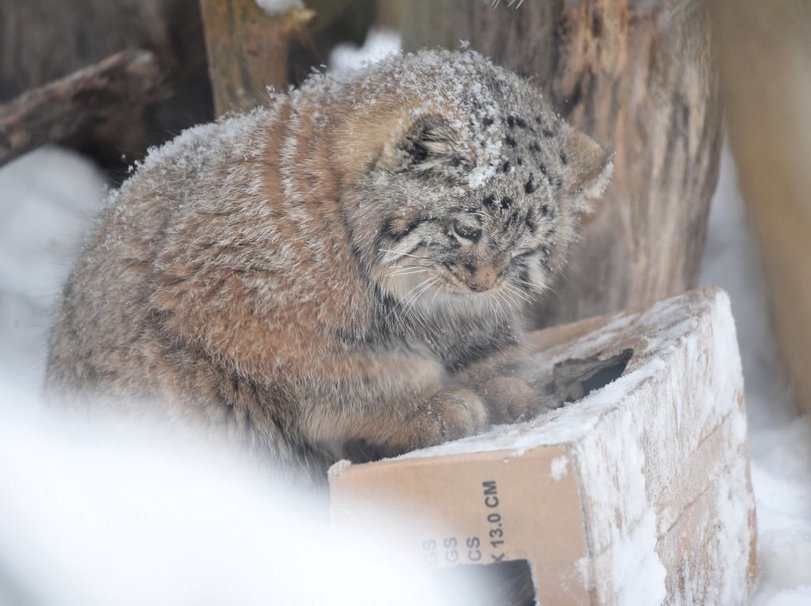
(0, 148, 476, 605)
(0, 399, 456, 606)
(0, 137, 809, 603)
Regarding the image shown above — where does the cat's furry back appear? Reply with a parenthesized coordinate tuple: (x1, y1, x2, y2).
(45, 50, 611, 481)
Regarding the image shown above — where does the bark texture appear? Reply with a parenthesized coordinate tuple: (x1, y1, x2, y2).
(401, 0, 722, 327)
(0, 51, 168, 167)
(199, 0, 314, 116)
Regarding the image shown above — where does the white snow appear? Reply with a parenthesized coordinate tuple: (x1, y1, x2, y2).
(0, 147, 106, 412)
(0, 138, 808, 602)
(254, 0, 304, 16)
(699, 146, 811, 605)
(328, 27, 401, 75)
(0, 389, 461, 606)
(549, 454, 569, 480)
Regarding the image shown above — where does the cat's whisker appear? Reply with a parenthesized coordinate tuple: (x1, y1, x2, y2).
(511, 277, 543, 294)
(503, 282, 533, 304)
(386, 264, 433, 273)
(385, 267, 430, 279)
(379, 248, 428, 258)
(408, 279, 436, 310)
(504, 288, 530, 307)
(502, 288, 520, 308)
(388, 263, 432, 268)
(403, 277, 437, 315)
(385, 276, 433, 321)
(497, 288, 516, 314)
(505, 289, 532, 309)
(487, 292, 498, 319)
(429, 281, 444, 306)
(413, 281, 437, 332)
(378, 249, 430, 263)
(492, 289, 509, 320)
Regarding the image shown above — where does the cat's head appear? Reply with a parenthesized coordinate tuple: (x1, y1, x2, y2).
(333, 50, 612, 315)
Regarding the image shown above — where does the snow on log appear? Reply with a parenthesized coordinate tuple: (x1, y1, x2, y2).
(0, 50, 168, 167)
(330, 288, 757, 604)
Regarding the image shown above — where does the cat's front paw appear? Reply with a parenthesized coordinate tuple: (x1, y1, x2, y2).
(340, 389, 487, 463)
(405, 388, 488, 450)
(478, 376, 538, 424)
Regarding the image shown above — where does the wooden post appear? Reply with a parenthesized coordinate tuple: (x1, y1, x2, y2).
(199, 0, 314, 116)
(399, 0, 722, 327)
(712, 0, 811, 415)
(0, 50, 168, 167)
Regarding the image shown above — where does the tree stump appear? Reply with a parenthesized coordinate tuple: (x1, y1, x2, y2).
(400, 0, 722, 327)
(199, 0, 315, 116)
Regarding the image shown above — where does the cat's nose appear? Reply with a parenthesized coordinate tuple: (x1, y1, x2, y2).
(467, 266, 497, 292)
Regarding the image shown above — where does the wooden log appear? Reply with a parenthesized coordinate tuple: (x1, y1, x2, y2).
(0, 50, 169, 167)
(199, 0, 315, 116)
(711, 0, 811, 415)
(0, 0, 212, 170)
(399, 0, 722, 327)
(331, 288, 757, 604)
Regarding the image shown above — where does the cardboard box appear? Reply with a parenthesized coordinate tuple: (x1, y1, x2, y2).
(329, 288, 757, 604)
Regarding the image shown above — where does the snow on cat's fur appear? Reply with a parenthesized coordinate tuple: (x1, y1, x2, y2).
(44, 50, 611, 481)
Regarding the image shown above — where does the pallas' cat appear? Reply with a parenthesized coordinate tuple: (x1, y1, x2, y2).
(45, 50, 611, 481)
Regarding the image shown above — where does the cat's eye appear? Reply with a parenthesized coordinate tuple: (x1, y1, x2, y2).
(451, 222, 482, 243)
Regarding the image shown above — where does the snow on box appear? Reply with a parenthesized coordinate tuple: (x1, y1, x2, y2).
(330, 287, 757, 604)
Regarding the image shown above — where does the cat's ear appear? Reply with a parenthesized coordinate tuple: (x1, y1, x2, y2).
(563, 128, 614, 206)
(394, 116, 469, 176)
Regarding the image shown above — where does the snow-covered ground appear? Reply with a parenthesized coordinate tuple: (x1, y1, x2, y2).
(0, 139, 808, 602)
(699, 148, 811, 605)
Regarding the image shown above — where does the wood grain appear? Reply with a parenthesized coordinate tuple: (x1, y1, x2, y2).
(199, 0, 314, 116)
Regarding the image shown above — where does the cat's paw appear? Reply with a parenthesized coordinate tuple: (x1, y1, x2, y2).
(478, 376, 537, 424)
(406, 388, 488, 450)
(339, 389, 485, 463)
(342, 437, 400, 463)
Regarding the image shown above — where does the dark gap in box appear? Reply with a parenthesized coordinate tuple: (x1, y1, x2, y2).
(432, 559, 536, 606)
(544, 347, 634, 407)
